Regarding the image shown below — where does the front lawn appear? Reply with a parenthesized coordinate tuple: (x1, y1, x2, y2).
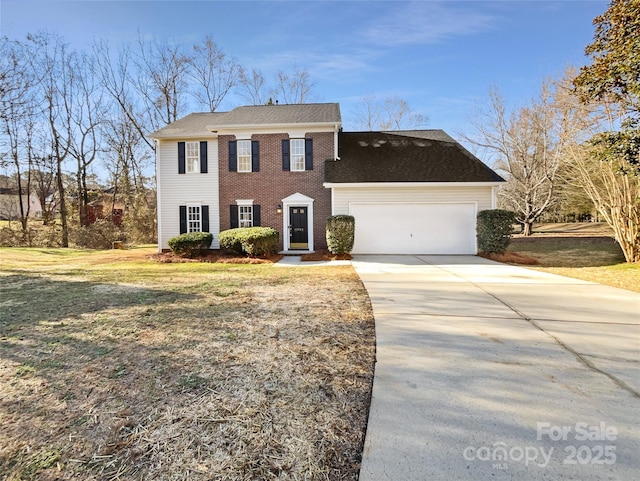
(507, 224, 639, 292)
(0, 247, 375, 480)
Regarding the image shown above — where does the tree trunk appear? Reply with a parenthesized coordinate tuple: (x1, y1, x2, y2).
(57, 163, 69, 248)
(522, 221, 534, 236)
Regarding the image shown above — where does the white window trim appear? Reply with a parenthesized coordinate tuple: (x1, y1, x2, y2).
(236, 199, 254, 228)
(186, 203, 202, 232)
(237, 140, 252, 173)
(186, 141, 200, 174)
(290, 139, 305, 172)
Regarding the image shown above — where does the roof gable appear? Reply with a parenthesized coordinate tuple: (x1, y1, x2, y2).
(325, 131, 504, 184)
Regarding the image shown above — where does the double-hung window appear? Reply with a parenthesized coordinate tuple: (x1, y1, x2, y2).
(186, 142, 200, 173)
(239, 205, 253, 227)
(290, 139, 305, 172)
(187, 205, 201, 232)
(237, 140, 252, 173)
(282, 138, 312, 171)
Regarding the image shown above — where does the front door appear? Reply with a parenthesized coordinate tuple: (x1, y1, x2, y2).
(289, 207, 308, 249)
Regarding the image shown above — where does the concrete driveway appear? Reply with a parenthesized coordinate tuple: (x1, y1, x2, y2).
(352, 255, 639, 481)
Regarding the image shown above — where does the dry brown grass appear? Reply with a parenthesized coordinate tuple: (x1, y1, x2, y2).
(503, 223, 639, 292)
(0, 247, 375, 480)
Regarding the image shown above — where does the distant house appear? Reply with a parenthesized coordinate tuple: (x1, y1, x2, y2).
(0, 190, 42, 220)
(150, 103, 505, 254)
(87, 200, 124, 226)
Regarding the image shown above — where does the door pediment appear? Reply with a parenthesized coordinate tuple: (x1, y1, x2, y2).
(282, 192, 314, 204)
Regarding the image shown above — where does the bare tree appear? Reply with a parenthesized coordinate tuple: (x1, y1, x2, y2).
(133, 35, 191, 131)
(467, 84, 571, 235)
(558, 78, 639, 262)
(353, 94, 428, 130)
(68, 52, 107, 226)
(93, 40, 155, 151)
(567, 133, 639, 262)
(274, 66, 316, 104)
(0, 37, 44, 233)
(238, 68, 267, 105)
(189, 36, 241, 112)
(33, 33, 75, 246)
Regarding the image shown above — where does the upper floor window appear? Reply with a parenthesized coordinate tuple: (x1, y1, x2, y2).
(186, 142, 200, 173)
(282, 138, 313, 171)
(237, 140, 252, 173)
(290, 139, 305, 172)
(178, 141, 208, 174)
(229, 140, 260, 172)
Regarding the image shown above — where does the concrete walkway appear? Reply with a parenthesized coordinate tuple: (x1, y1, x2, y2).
(352, 255, 639, 481)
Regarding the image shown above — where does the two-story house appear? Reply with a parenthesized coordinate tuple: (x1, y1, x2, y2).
(150, 103, 341, 253)
(150, 103, 504, 255)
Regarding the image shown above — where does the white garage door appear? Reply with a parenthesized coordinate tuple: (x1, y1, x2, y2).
(350, 203, 477, 254)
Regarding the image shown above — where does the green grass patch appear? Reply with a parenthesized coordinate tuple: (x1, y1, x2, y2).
(508, 232, 639, 292)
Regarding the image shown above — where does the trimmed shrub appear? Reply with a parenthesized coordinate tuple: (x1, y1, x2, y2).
(326, 215, 355, 255)
(218, 227, 279, 257)
(168, 231, 213, 257)
(477, 209, 517, 254)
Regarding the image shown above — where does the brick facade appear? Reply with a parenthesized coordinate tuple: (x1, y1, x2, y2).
(218, 131, 334, 250)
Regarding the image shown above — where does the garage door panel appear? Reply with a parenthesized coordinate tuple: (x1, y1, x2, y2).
(350, 203, 476, 255)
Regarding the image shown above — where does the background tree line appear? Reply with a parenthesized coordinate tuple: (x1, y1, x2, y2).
(467, 0, 638, 262)
(1, 1, 637, 262)
(0, 31, 426, 249)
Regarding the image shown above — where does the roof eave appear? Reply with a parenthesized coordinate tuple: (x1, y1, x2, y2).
(323, 181, 505, 188)
(149, 132, 219, 140)
(209, 121, 341, 132)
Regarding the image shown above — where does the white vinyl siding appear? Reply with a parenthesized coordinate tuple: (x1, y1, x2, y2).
(157, 139, 220, 250)
(290, 139, 305, 171)
(237, 140, 252, 172)
(186, 142, 200, 173)
(331, 186, 494, 215)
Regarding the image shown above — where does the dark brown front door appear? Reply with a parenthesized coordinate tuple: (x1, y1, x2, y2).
(289, 207, 308, 249)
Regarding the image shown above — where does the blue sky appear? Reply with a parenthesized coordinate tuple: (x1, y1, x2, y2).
(1, 0, 606, 145)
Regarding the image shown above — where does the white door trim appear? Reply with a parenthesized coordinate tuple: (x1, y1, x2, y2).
(282, 192, 315, 252)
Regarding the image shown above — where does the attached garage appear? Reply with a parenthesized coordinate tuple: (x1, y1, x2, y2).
(324, 131, 505, 255)
(350, 202, 477, 254)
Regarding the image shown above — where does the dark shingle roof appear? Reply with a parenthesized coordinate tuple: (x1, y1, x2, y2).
(325, 131, 504, 183)
(150, 103, 341, 138)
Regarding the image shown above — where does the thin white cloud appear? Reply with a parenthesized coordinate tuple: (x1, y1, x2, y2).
(362, 1, 498, 47)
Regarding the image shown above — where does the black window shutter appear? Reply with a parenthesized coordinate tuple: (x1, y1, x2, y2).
(201, 205, 209, 232)
(200, 141, 208, 174)
(305, 138, 313, 170)
(179, 205, 187, 233)
(251, 140, 260, 172)
(282, 139, 290, 171)
(253, 205, 261, 227)
(230, 205, 238, 228)
(229, 140, 237, 172)
(178, 142, 186, 174)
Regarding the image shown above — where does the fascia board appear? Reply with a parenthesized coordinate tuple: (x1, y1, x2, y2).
(323, 181, 506, 188)
(209, 122, 340, 133)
